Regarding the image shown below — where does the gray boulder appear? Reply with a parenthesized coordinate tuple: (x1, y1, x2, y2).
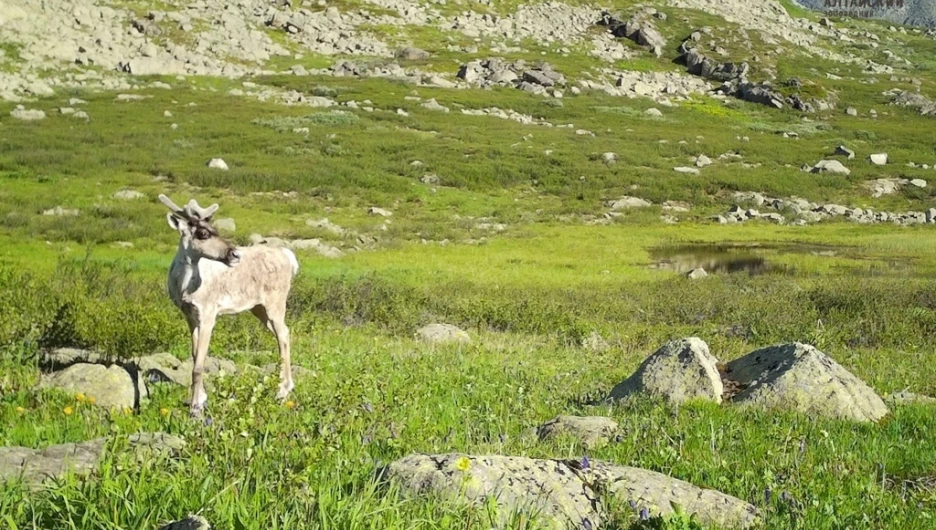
(380, 454, 758, 529)
(0, 433, 184, 489)
(416, 323, 470, 345)
(395, 47, 429, 61)
(869, 153, 888, 165)
(606, 337, 724, 404)
(737, 82, 784, 109)
(811, 159, 850, 175)
(10, 108, 46, 121)
(536, 416, 620, 449)
(39, 364, 141, 410)
(723, 343, 890, 422)
(608, 196, 652, 210)
(686, 268, 708, 279)
(213, 218, 236, 233)
(136, 352, 236, 388)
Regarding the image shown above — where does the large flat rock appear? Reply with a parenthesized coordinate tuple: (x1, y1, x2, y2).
(380, 453, 758, 529)
(0, 433, 184, 489)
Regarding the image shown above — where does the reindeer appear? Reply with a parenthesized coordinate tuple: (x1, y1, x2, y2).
(158, 194, 300, 416)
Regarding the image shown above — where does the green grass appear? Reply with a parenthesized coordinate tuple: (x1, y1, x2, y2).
(2, 1, 936, 528)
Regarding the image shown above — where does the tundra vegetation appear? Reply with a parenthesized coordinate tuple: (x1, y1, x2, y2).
(1, 0, 936, 528)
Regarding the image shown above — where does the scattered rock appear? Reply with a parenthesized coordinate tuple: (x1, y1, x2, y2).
(42, 206, 79, 216)
(910, 179, 927, 188)
(0, 433, 184, 489)
(885, 390, 936, 406)
(673, 166, 700, 175)
(207, 158, 229, 171)
(421, 99, 449, 113)
(581, 331, 610, 352)
(536, 416, 620, 449)
(368, 207, 393, 217)
(644, 107, 663, 117)
(113, 190, 145, 200)
(694, 154, 712, 167)
(846, 107, 858, 116)
(10, 108, 45, 121)
(811, 159, 850, 175)
(416, 323, 470, 345)
(213, 218, 236, 233)
(869, 153, 888, 165)
(723, 343, 890, 422)
(686, 268, 708, 279)
(607, 338, 724, 404)
(396, 47, 430, 61)
(608, 196, 652, 210)
(833, 145, 855, 159)
(601, 152, 618, 164)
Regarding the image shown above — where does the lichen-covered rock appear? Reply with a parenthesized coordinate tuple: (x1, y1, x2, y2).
(380, 454, 759, 529)
(885, 390, 936, 407)
(586, 461, 759, 529)
(415, 323, 470, 345)
(536, 415, 620, 449)
(606, 338, 724, 404)
(158, 515, 211, 530)
(0, 433, 184, 488)
(724, 343, 890, 422)
(39, 363, 140, 409)
(382, 454, 602, 529)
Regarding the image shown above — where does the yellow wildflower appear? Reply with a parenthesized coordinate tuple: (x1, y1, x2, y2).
(160, 408, 170, 417)
(123, 407, 133, 415)
(284, 400, 297, 410)
(16, 406, 25, 414)
(63, 406, 74, 416)
(87, 396, 96, 405)
(75, 393, 86, 402)
(454, 456, 471, 472)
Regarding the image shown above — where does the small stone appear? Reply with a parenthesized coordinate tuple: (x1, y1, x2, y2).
(869, 153, 888, 165)
(834, 146, 855, 159)
(368, 207, 392, 217)
(536, 416, 620, 450)
(11, 108, 45, 121)
(694, 154, 712, 167)
(608, 196, 652, 210)
(686, 268, 708, 279)
(644, 108, 663, 117)
(415, 323, 470, 345)
(602, 152, 618, 164)
(113, 190, 145, 200)
(207, 158, 229, 171)
(213, 218, 236, 233)
(674, 166, 700, 175)
(910, 179, 927, 188)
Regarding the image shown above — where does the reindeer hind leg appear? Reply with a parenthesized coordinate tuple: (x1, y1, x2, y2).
(252, 304, 294, 401)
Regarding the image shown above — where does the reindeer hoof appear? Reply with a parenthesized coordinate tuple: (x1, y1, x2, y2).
(275, 384, 294, 402)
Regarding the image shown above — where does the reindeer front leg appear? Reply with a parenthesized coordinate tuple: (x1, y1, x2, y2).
(190, 313, 216, 417)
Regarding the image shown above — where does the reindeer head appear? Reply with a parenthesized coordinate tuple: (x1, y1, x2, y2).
(159, 194, 241, 266)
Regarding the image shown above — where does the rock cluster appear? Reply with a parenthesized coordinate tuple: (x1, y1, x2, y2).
(606, 337, 891, 423)
(457, 59, 565, 95)
(599, 8, 668, 57)
(714, 191, 936, 226)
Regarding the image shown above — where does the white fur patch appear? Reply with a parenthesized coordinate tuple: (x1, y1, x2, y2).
(282, 248, 299, 276)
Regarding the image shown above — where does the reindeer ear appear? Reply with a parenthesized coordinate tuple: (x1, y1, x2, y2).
(167, 212, 190, 233)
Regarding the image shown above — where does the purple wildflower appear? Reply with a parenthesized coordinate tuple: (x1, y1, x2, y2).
(362, 402, 373, 413)
(203, 416, 213, 427)
(639, 508, 649, 521)
(582, 518, 593, 530)
(580, 456, 590, 470)
(628, 500, 637, 510)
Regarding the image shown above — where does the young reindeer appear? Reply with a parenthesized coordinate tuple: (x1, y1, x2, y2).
(158, 194, 300, 416)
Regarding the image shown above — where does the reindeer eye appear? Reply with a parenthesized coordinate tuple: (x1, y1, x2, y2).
(195, 228, 211, 240)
